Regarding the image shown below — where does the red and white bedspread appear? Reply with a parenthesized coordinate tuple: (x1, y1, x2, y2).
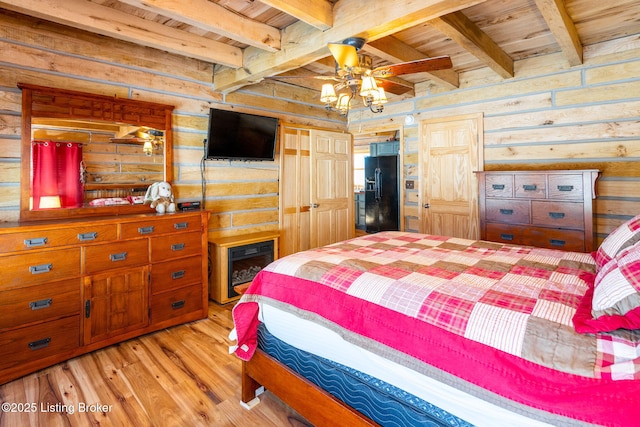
(232, 231, 640, 426)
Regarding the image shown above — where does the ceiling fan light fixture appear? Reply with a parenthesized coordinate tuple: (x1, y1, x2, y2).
(373, 87, 387, 105)
(320, 83, 338, 104)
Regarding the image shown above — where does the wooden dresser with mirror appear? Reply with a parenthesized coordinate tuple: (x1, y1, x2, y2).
(0, 84, 209, 385)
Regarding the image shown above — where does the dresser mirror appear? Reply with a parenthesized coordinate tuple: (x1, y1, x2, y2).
(19, 83, 174, 221)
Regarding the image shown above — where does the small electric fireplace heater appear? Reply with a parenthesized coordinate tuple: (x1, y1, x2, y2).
(226, 240, 274, 298)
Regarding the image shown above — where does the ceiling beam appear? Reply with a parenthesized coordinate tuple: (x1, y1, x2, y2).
(533, 0, 582, 66)
(0, 0, 243, 67)
(429, 11, 514, 79)
(365, 36, 459, 89)
(260, 0, 333, 31)
(213, 0, 488, 92)
(119, 0, 281, 52)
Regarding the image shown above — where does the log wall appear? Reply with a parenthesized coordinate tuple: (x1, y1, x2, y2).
(0, 11, 345, 239)
(350, 35, 640, 245)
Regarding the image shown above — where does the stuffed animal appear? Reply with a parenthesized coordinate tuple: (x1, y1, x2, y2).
(144, 181, 176, 214)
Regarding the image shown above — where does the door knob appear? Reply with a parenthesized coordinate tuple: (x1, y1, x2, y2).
(423, 203, 430, 208)
(311, 203, 319, 208)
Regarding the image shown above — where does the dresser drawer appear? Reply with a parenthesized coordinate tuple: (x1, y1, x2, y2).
(150, 284, 202, 324)
(121, 216, 202, 238)
(531, 201, 584, 229)
(0, 225, 117, 253)
(84, 239, 149, 274)
(485, 199, 530, 224)
(150, 231, 202, 263)
(0, 315, 80, 371)
(3, 248, 80, 289)
(486, 223, 585, 251)
(548, 174, 584, 200)
(515, 174, 547, 199)
(151, 255, 202, 295)
(485, 174, 514, 198)
(0, 279, 80, 330)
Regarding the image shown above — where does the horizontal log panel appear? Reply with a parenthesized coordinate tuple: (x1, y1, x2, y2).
(596, 179, 640, 198)
(0, 279, 80, 331)
(0, 315, 80, 371)
(595, 198, 640, 216)
(485, 140, 640, 161)
(204, 196, 279, 213)
(232, 210, 279, 227)
(0, 113, 21, 136)
(555, 80, 640, 106)
(0, 137, 20, 158)
(483, 161, 640, 177)
(485, 122, 640, 146)
(0, 162, 19, 183)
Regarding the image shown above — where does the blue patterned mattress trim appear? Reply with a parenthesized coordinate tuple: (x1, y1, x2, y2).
(257, 323, 473, 427)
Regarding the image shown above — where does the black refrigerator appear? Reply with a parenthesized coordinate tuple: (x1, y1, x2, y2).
(364, 155, 399, 233)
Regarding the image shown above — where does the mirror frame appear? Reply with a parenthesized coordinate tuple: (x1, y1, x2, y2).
(18, 83, 174, 222)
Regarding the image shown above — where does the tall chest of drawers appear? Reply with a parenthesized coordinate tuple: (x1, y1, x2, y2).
(476, 170, 599, 252)
(0, 212, 209, 384)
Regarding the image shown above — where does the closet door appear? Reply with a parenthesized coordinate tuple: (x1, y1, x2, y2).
(419, 113, 483, 239)
(279, 126, 311, 257)
(310, 129, 353, 248)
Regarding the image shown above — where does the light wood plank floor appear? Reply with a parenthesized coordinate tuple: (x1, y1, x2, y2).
(0, 302, 312, 427)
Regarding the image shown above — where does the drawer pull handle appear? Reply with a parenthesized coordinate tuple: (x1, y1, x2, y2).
(28, 337, 51, 351)
(78, 232, 98, 241)
(550, 239, 566, 247)
(138, 226, 155, 235)
(557, 185, 574, 192)
(172, 270, 186, 280)
(30, 298, 53, 310)
(171, 243, 185, 251)
(29, 263, 52, 274)
(171, 300, 186, 310)
(549, 212, 565, 219)
(110, 252, 127, 262)
(522, 184, 537, 191)
(499, 209, 513, 215)
(85, 300, 91, 318)
(500, 234, 514, 241)
(24, 237, 47, 248)
(174, 222, 188, 230)
(492, 184, 505, 190)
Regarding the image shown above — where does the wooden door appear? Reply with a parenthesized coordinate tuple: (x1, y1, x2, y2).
(83, 266, 149, 345)
(310, 129, 353, 248)
(279, 127, 311, 257)
(419, 114, 483, 239)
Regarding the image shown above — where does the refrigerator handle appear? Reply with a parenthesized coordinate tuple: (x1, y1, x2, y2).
(374, 167, 382, 201)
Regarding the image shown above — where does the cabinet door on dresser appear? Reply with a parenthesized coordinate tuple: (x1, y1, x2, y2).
(82, 266, 150, 345)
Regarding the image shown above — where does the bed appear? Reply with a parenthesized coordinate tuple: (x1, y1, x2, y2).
(230, 219, 640, 426)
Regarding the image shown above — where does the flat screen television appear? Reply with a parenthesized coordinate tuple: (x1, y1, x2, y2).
(206, 108, 278, 161)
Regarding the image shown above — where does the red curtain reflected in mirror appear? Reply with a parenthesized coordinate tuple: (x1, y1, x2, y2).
(31, 141, 83, 209)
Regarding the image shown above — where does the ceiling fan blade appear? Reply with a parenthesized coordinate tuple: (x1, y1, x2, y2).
(372, 56, 452, 77)
(328, 43, 359, 70)
(376, 79, 414, 96)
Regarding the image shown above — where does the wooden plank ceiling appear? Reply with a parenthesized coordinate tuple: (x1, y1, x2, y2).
(2, 0, 639, 101)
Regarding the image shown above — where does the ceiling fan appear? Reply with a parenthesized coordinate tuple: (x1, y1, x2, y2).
(267, 37, 453, 115)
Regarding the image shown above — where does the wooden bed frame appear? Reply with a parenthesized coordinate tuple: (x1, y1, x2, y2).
(241, 348, 379, 426)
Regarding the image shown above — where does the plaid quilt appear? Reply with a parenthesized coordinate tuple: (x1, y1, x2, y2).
(232, 232, 640, 426)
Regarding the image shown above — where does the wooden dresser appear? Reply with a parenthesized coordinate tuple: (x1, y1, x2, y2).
(476, 170, 599, 252)
(0, 211, 209, 384)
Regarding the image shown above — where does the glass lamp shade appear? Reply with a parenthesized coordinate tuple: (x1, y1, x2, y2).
(143, 139, 153, 156)
(373, 87, 388, 105)
(335, 93, 351, 113)
(359, 76, 378, 98)
(320, 83, 338, 103)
